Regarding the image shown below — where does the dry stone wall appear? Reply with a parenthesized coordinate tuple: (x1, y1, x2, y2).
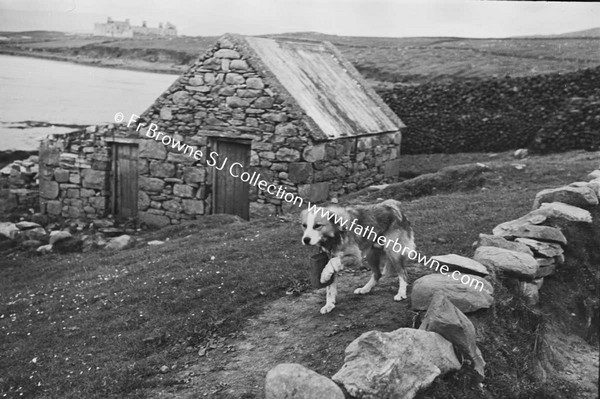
(381, 66, 600, 154)
(0, 155, 39, 210)
(38, 126, 112, 220)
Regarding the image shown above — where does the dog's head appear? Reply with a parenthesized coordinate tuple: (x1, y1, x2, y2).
(300, 206, 348, 246)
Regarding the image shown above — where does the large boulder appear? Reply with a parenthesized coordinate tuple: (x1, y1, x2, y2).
(265, 363, 344, 399)
(332, 328, 460, 399)
(533, 185, 598, 209)
(476, 234, 533, 256)
(473, 246, 538, 278)
(431, 254, 489, 276)
(492, 224, 567, 245)
(420, 293, 486, 378)
(411, 273, 494, 313)
(514, 238, 564, 258)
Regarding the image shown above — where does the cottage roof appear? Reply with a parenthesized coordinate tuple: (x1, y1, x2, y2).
(236, 35, 405, 140)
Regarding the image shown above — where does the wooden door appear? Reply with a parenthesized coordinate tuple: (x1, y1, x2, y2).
(112, 143, 138, 219)
(212, 139, 250, 220)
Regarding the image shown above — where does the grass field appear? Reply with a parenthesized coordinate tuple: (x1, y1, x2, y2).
(1, 150, 598, 398)
(1, 30, 599, 84)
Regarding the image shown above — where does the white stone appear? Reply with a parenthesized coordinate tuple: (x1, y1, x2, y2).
(49, 230, 72, 245)
(105, 235, 135, 251)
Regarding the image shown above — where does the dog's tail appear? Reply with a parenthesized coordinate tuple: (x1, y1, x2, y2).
(381, 199, 407, 224)
(382, 199, 416, 251)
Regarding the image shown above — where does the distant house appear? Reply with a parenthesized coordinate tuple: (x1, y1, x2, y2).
(38, 34, 404, 226)
(93, 17, 177, 38)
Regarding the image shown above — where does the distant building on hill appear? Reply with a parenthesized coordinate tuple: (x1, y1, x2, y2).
(94, 17, 177, 38)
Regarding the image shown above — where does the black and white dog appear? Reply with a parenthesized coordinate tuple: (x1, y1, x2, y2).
(300, 199, 415, 314)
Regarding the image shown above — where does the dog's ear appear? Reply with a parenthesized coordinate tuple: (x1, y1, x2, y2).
(299, 209, 307, 224)
(329, 210, 348, 232)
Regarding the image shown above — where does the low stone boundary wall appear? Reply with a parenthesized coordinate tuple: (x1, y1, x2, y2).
(264, 168, 600, 398)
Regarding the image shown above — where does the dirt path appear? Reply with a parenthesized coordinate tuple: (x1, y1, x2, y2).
(146, 269, 599, 399)
(149, 270, 416, 398)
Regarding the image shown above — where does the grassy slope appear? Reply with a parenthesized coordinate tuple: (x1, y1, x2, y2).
(1, 150, 598, 398)
(1, 31, 599, 83)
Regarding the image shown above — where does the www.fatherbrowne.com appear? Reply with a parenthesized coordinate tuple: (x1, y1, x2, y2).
(306, 204, 486, 292)
(121, 113, 485, 292)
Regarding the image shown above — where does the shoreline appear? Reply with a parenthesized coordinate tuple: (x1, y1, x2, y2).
(0, 48, 184, 76)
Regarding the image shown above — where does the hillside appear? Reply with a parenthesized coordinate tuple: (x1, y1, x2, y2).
(1, 30, 599, 85)
(1, 150, 598, 398)
(557, 27, 600, 38)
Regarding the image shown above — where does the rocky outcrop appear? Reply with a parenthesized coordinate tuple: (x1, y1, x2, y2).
(332, 328, 460, 399)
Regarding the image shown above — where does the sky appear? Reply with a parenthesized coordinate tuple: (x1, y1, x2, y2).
(0, 0, 599, 38)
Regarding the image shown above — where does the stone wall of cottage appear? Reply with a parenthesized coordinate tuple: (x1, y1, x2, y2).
(38, 126, 112, 219)
(0, 155, 40, 210)
(134, 35, 402, 225)
(36, 35, 402, 226)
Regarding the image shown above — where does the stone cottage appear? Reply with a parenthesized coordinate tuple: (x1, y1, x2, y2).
(38, 34, 405, 227)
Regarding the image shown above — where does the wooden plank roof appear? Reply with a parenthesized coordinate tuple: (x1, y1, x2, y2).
(244, 36, 405, 140)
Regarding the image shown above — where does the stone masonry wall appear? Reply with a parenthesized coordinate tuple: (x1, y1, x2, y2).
(0, 155, 40, 210)
(39, 126, 112, 219)
(36, 34, 402, 226)
(132, 34, 401, 226)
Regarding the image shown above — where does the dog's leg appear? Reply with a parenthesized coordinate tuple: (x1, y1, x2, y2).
(394, 256, 409, 301)
(320, 276, 337, 314)
(320, 257, 343, 284)
(354, 248, 383, 295)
